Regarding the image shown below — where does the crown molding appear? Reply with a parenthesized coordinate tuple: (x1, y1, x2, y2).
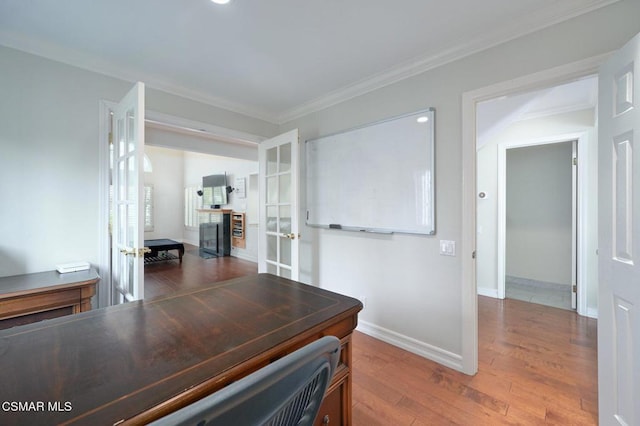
(0, 29, 281, 124)
(276, 0, 620, 124)
(1, 0, 619, 126)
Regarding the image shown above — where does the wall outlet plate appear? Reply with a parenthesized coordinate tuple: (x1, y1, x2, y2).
(439, 240, 456, 256)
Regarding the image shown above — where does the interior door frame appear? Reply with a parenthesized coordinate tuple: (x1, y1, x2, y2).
(460, 52, 610, 375)
(496, 134, 586, 314)
(97, 100, 114, 309)
(97, 102, 263, 309)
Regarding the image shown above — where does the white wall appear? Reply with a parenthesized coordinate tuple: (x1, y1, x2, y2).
(506, 142, 574, 285)
(280, 2, 638, 369)
(139, 144, 260, 261)
(0, 45, 275, 279)
(143, 145, 185, 242)
(144, 127, 259, 259)
(182, 151, 259, 261)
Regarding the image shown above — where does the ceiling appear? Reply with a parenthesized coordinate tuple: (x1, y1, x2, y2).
(477, 75, 598, 148)
(0, 0, 616, 124)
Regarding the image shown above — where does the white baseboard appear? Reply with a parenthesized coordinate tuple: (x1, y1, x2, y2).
(230, 251, 258, 263)
(356, 320, 464, 373)
(586, 307, 598, 319)
(477, 287, 499, 298)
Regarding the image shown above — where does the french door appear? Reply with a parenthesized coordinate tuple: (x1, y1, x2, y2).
(258, 129, 300, 280)
(111, 82, 147, 303)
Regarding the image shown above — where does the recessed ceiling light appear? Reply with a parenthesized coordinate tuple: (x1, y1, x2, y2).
(416, 116, 429, 123)
(211, 0, 230, 4)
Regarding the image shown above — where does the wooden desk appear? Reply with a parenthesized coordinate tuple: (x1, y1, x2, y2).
(0, 274, 362, 425)
(0, 268, 98, 330)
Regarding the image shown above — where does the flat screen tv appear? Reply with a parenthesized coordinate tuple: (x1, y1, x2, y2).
(202, 173, 228, 207)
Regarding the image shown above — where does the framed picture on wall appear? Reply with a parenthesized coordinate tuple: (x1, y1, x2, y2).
(235, 177, 246, 198)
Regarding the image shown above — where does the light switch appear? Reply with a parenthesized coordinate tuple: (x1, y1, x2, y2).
(439, 240, 456, 256)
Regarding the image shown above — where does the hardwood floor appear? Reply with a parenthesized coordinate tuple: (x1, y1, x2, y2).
(144, 243, 258, 299)
(352, 297, 598, 425)
(143, 253, 598, 425)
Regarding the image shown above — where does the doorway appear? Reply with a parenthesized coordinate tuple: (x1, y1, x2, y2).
(474, 75, 598, 317)
(504, 141, 576, 311)
(97, 103, 263, 308)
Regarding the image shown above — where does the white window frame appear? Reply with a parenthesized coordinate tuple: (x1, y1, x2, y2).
(144, 184, 154, 232)
(184, 185, 201, 229)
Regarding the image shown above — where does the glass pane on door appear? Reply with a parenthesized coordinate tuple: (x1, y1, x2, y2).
(280, 205, 291, 234)
(280, 143, 291, 172)
(267, 147, 278, 175)
(279, 174, 291, 203)
(280, 268, 291, 279)
(267, 235, 277, 262)
(280, 237, 291, 266)
(267, 176, 278, 204)
(127, 109, 136, 152)
(267, 205, 278, 232)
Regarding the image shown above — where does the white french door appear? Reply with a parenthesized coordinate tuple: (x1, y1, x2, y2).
(598, 32, 640, 425)
(111, 82, 147, 303)
(258, 129, 300, 280)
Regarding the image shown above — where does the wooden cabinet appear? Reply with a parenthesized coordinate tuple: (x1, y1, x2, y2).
(0, 268, 99, 330)
(231, 212, 246, 248)
(315, 336, 352, 425)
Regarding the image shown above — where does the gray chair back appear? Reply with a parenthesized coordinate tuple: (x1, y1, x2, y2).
(150, 335, 341, 426)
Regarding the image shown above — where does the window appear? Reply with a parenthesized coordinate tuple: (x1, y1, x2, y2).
(185, 186, 201, 229)
(144, 185, 154, 231)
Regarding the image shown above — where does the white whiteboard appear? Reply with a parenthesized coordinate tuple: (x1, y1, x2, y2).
(305, 109, 435, 235)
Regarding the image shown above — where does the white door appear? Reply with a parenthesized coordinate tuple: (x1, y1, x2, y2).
(111, 82, 147, 303)
(258, 129, 300, 280)
(598, 32, 640, 425)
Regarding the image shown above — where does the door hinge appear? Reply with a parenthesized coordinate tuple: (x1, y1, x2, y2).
(472, 250, 476, 259)
(572, 284, 577, 293)
(572, 157, 577, 166)
(108, 132, 113, 145)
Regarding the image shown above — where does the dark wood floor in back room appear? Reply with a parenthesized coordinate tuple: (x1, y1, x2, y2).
(143, 243, 258, 299)
(144, 248, 598, 425)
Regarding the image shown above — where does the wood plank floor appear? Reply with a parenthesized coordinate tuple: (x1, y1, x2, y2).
(143, 244, 258, 299)
(144, 251, 598, 425)
(352, 297, 598, 425)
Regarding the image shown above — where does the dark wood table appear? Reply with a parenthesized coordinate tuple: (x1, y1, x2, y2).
(144, 239, 185, 263)
(0, 274, 362, 425)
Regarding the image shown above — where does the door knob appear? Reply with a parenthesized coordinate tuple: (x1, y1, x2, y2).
(120, 247, 151, 257)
